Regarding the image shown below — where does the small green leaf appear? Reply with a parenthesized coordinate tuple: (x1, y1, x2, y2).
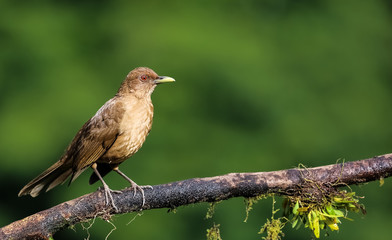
(325, 205, 334, 215)
(296, 217, 303, 230)
(292, 217, 299, 228)
(292, 201, 299, 215)
(325, 218, 339, 231)
(333, 209, 344, 217)
(297, 207, 309, 212)
(319, 220, 325, 230)
(308, 212, 313, 230)
(313, 216, 320, 238)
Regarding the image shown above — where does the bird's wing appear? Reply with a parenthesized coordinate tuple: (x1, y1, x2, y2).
(18, 98, 126, 196)
(65, 98, 125, 182)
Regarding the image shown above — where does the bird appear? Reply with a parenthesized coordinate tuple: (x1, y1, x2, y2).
(18, 67, 175, 209)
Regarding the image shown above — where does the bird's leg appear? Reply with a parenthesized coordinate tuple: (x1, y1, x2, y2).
(113, 167, 152, 206)
(91, 163, 120, 211)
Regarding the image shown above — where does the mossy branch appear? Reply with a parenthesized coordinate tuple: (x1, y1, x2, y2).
(1, 153, 392, 239)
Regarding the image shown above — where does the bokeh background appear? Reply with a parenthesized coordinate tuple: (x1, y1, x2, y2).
(1, 0, 392, 239)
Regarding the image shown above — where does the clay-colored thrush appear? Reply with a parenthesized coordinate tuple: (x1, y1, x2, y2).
(18, 67, 175, 208)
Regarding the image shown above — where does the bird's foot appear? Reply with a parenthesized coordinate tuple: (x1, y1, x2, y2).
(112, 167, 152, 207)
(100, 184, 121, 212)
(128, 181, 153, 207)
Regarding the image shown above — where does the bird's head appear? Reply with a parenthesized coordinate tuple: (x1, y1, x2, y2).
(117, 67, 175, 98)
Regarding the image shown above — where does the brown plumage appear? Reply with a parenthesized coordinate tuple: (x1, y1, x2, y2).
(18, 67, 175, 208)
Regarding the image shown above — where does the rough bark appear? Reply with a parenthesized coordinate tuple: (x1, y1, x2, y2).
(1, 153, 391, 239)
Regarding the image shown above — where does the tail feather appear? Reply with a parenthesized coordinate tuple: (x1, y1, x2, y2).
(46, 168, 73, 192)
(18, 160, 74, 197)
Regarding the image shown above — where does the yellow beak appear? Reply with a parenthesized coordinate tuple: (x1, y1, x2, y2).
(155, 76, 175, 84)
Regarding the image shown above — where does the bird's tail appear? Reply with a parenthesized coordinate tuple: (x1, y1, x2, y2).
(18, 160, 73, 197)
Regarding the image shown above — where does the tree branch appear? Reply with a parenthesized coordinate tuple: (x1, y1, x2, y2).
(1, 153, 391, 239)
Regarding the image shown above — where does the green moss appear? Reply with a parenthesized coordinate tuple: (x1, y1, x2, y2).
(380, 177, 384, 187)
(206, 223, 222, 240)
(244, 194, 270, 222)
(258, 196, 287, 240)
(284, 190, 365, 238)
(206, 201, 220, 219)
(259, 218, 286, 240)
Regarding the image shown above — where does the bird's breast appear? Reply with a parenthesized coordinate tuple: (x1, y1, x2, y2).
(101, 97, 154, 163)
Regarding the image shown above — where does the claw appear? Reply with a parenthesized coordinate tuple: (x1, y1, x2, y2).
(101, 183, 119, 212)
(113, 167, 151, 207)
(128, 179, 148, 206)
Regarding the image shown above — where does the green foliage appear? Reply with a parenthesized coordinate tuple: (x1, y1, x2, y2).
(285, 190, 366, 238)
(206, 191, 366, 240)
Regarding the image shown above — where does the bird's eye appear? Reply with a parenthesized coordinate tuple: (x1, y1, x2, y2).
(140, 75, 148, 81)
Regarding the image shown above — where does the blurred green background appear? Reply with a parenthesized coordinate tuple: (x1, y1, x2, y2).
(1, 0, 392, 239)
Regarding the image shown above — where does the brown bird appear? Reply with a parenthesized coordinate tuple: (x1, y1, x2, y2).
(18, 67, 175, 208)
